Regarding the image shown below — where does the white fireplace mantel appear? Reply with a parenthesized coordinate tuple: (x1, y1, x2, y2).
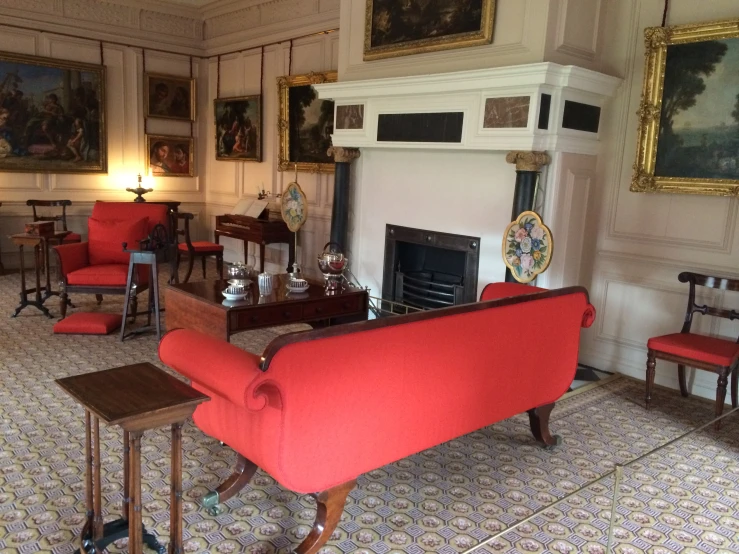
(316, 62, 621, 156)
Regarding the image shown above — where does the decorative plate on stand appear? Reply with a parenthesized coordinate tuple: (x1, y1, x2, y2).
(502, 211, 553, 284)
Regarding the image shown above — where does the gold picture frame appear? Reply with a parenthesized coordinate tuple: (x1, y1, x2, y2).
(277, 71, 337, 174)
(0, 50, 107, 174)
(144, 73, 196, 121)
(146, 134, 194, 177)
(631, 19, 739, 196)
(364, 0, 495, 61)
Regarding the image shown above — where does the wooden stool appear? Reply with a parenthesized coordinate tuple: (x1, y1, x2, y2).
(56, 363, 209, 554)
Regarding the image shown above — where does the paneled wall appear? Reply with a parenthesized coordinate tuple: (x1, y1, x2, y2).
(204, 32, 340, 280)
(579, 0, 739, 400)
(0, 24, 209, 267)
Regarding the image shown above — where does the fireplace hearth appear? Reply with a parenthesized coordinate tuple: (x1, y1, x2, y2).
(383, 225, 480, 310)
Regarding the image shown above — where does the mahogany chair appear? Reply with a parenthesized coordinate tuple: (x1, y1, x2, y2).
(27, 199, 82, 273)
(645, 272, 739, 430)
(172, 212, 223, 284)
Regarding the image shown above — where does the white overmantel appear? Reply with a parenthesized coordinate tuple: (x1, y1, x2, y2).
(315, 62, 621, 156)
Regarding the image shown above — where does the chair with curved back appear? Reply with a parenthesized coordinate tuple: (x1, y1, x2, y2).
(645, 271, 739, 430)
(27, 199, 82, 273)
(173, 212, 223, 284)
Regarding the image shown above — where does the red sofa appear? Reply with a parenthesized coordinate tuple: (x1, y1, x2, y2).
(159, 283, 595, 554)
(54, 202, 169, 318)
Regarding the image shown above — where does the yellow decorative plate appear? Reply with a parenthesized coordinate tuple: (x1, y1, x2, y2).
(502, 211, 553, 284)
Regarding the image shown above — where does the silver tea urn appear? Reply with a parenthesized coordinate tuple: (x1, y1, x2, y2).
(317, 242, 348, 293)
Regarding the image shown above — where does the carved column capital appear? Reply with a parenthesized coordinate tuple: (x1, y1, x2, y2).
(327, 147, 361, 164)
(506, 151, 551, 172)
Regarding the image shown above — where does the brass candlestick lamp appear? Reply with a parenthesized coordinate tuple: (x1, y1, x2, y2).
(126, 173, 153, 203)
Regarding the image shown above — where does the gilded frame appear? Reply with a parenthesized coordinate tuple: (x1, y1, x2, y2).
(146, 134, 194, 177)
(214, 95, 262, 162)
(631, 18, 739, 196)
(277, 71, 337, 174)
(144, 73, 196, 121)
(0, 50, 107, 174)
(364, 0, 495, 61)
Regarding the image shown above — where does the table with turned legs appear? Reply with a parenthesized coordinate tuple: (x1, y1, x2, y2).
(56, 363, 209, 554)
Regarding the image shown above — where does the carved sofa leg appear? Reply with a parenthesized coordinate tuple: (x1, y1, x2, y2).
(296, 480, 356, 554)
(527, 403, 561, 449)
(202, 454, 258, 516)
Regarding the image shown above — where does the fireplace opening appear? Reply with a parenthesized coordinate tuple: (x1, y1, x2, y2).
(382, 225, 480, 310)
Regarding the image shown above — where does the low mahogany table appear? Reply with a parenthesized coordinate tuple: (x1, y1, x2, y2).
(10, 231, 70, 318)
(56, 363, 209, 554)
(165, 274, 369, 342)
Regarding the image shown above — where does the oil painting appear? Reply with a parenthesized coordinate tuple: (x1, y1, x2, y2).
(147, 134, 194, 177)
(144, 73, 195, 121)
(0, 51, 106, 173)
(278, 71, 336, 174)
(364, 0, 495, 61)
(632, 19, 739, 195)
(214, 95, 261, 162)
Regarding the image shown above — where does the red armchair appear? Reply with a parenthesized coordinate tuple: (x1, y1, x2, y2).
(54, 202, 169, 318)
(645, 272, 739, 430)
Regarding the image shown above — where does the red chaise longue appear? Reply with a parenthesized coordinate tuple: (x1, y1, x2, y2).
(159, 282, 596, 554)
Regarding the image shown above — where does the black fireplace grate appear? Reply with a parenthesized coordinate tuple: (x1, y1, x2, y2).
(395, 270, 464, 310)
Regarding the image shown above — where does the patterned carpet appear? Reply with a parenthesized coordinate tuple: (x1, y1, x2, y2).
(0, 265, 738, 554)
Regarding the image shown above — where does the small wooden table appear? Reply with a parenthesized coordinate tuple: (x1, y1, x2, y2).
(56, 363, 209, 554)
(165, 274, 369, 342)
(10, 231, 69, 318)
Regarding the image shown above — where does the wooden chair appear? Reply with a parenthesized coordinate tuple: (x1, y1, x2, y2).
(645, 272, 739, 430)
(27, 199, 82, 273)
(173, 212, 224, 284)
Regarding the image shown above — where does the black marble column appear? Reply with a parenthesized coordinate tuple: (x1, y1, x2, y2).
(327, 147, 360, 252)
(504, 151, 551, 283)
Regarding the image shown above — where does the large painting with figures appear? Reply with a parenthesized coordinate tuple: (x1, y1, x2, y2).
(364, 0, 495, 61)
(632, 19, 739, 196)
(0, 51, 106, 173)
(278, 71, 336, 174)
(214, 95, 261, 162)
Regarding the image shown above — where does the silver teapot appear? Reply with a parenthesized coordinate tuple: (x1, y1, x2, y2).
(317, 242, 348, 292)
(227, 262, 253, 286)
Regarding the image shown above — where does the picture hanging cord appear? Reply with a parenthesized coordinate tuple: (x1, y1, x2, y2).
(288, 39, 293, 75)
(259, 46, 264, 101)
(190, 55, 194, 137)
(217, 54, 221, 98)
(661, 0, 669, 27)
(142, 48, 147, 135)
(99, 41, 104, 66)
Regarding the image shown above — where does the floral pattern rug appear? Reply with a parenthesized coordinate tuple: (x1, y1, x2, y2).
(0, 266, 737, 554)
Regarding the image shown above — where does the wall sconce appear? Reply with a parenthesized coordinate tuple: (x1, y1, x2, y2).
(126, 173, 153, 203)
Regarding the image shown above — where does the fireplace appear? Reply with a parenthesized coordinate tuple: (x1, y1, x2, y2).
(382, 225, 480, 310)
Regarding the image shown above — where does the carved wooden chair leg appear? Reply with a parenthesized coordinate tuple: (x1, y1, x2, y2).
(645, 350, 656, 409)
(731, 365, 738, 409)
(95, 294, 103, 304)
(295, 480, 356, 554)
(715, 370, 729, 431)
(201, 455, 258, 516)
(527, 403, 561, 449)
(677, 364, 689, 397)
(183, 255, 194, 284)
(60, 289, 68, 319)
(201, 256, 207, 279)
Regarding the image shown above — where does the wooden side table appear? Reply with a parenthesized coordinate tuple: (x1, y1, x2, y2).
(56, 363, 209, 554)
(10, 231, 70, 318)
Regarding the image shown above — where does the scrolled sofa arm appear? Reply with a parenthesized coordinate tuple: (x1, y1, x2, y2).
(159, 329, 267, 410)
(54, 242, 89, 278)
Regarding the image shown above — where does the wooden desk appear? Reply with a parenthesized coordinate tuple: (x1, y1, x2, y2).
(165, 275, 369, 342)
(56, 363, 209, 554)
(215, 214, 295, 272)
(10, 231, 69, 318)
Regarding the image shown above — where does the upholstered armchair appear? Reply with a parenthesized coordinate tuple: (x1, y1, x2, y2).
(645, 271, 739, 430)
(53, 202, 170, 318)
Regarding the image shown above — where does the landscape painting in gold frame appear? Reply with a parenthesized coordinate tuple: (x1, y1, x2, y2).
(364, 0, 495, 61)
(631, 18, 739, 196)
(277, 71, 337, 174)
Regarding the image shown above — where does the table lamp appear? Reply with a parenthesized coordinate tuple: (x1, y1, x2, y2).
(126, 173, 153, 203)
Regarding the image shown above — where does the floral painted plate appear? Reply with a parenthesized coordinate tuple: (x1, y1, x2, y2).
(281, 181, 308, 232)
(502, 211, 553, 284)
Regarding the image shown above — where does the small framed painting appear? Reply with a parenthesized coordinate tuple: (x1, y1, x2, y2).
(277, 71, 337, 174)
(214, 95, 261, 162)
(146, 134, 194, 177)
(364, 0, 496, 61)
(631, 19, 739, 196)
(144, 73, 195, 121)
